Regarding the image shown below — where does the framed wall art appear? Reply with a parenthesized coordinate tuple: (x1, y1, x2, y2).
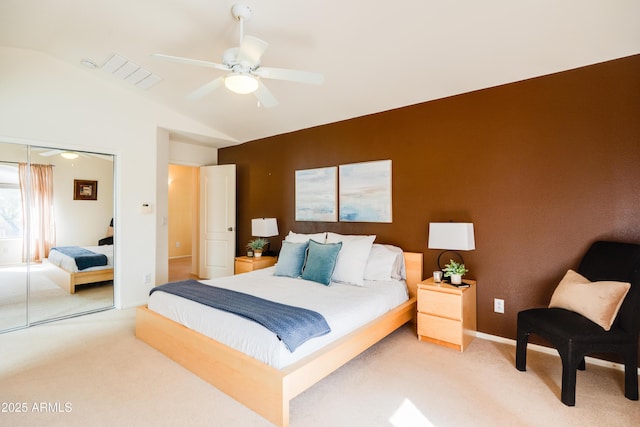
(339, 160, 392, 222)
(74, 179, 98, 201)
(295, 167, 337, 221)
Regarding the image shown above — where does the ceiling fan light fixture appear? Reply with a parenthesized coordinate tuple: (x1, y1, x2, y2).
(225, 73, 258, 94)
(60, 152, 79, 160)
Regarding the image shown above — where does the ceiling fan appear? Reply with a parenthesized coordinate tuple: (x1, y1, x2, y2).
(37, 149, 113, 161)
(153, 4, 324, 108)
(38, 149, 81, 159)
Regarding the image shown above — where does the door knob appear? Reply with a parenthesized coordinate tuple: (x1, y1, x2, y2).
(227, 227, 233, 231)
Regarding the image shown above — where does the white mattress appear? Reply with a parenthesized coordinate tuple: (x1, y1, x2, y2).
(147, 267, 409, 369)
(46, 245, 114, 273)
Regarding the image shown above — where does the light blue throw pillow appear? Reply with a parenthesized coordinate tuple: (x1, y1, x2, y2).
(301, 240, 342, 286)
(274, 241, 309, 278)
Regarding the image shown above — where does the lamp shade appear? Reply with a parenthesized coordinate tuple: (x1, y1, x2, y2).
(428, 222, 475, 251)
(251, 218, 279, 237)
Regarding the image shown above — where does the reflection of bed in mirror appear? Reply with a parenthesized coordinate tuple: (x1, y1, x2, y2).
(43, 245, 114, 294)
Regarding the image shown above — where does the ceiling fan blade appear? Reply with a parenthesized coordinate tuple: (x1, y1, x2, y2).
(187, 76, 225, 100)
(253, 81, 278, 108)
(152, 53, 229, 72)
(38, 149, 62, 157)
(236, 35, 269, 66)
(253, 66, 324, 85)
(85, 153, 114, 161)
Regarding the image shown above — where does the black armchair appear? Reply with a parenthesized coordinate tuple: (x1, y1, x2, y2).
(98, 218, 114, 246)
(515, 241, 640, 406)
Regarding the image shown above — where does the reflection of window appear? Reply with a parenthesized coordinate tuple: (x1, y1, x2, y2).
(0, 165, 22, 239)
(0, 187, 22, 238)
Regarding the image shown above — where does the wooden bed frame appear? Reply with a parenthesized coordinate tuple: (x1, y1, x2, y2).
(135, 252, 422, 427)
(42, 258, 114, 294)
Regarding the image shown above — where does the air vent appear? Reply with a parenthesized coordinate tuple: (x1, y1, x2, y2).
(100, 54, 162, 90)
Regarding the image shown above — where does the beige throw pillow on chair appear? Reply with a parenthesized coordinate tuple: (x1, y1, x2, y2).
(548, 269, 630, 331)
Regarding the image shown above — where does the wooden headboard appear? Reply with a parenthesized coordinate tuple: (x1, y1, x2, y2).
(403, 252, 423, 299)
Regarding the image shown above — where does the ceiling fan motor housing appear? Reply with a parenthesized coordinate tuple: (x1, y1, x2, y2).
(222, 48, 239, 66)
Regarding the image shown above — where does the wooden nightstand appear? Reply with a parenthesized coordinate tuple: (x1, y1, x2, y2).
(417, 277, 477, 351)
(234, 256, 277, 274)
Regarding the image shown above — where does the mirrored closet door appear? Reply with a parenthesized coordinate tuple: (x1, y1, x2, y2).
(0, 142, 28, 331)
(0, 141, 115, 333)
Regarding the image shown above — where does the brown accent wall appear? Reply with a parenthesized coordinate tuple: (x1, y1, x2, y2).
(219, 54, 640, 344)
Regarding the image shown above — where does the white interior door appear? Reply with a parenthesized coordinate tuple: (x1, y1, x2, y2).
(199, 164, 236, 279)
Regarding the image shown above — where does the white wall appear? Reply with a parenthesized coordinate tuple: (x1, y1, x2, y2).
(156, 128, 170, 285)
(0, 47, 223, 308)
(169, 140, 218, 167)
(51, 154, 114, 246)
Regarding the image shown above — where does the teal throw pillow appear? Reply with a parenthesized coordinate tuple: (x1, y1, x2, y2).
(301, 240, 342, 286)
(274, 241, 309, 278)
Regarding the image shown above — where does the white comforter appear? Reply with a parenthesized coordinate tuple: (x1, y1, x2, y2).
(47, 245, 114, 273)
(148, 267, 409, 369)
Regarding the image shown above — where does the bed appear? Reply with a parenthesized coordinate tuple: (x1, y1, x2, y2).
(43, 244, 114, 294)
(136, 233, 422, 427)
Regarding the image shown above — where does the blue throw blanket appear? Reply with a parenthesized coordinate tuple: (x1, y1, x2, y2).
(150, 280, 331, 352)
(51, 246, 108, 271)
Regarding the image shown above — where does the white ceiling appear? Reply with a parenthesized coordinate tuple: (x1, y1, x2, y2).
(1, 1, 638, 148)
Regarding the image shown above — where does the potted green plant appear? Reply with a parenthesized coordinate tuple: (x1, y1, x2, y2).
(247, 238, 269, 258)
(442, 259, 469, 285)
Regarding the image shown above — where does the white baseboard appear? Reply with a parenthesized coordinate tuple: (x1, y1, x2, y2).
(475, 331, 640, 375)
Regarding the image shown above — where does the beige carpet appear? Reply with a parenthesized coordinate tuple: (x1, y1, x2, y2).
(0, 264, 113, 330)
(0, 308, 638, 427)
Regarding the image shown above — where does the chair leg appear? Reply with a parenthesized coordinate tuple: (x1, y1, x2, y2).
(515, 329, 529, 371)
(624, 367, 639, 401)
(624, 346, 639, 401)
(560, 353, 578, 406)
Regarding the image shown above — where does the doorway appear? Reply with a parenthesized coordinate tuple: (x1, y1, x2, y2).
(168, 164, 200, 281)
(167, 164, 236, 281)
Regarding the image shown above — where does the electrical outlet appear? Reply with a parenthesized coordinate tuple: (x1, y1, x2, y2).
(175, 241, 181, 248)
(494, 298, 504, 314)
(144, 273, 152, 284)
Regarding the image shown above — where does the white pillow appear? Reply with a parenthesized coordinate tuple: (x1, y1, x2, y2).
(326, 232, 376, 286)
(364, 244, 405, 281)
(285, 231, 327, 243)
(386, 244, 406, 280)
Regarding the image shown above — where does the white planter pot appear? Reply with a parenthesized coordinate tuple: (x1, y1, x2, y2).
(254, 250, 263, 258)
(450, 274, 462, 285)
